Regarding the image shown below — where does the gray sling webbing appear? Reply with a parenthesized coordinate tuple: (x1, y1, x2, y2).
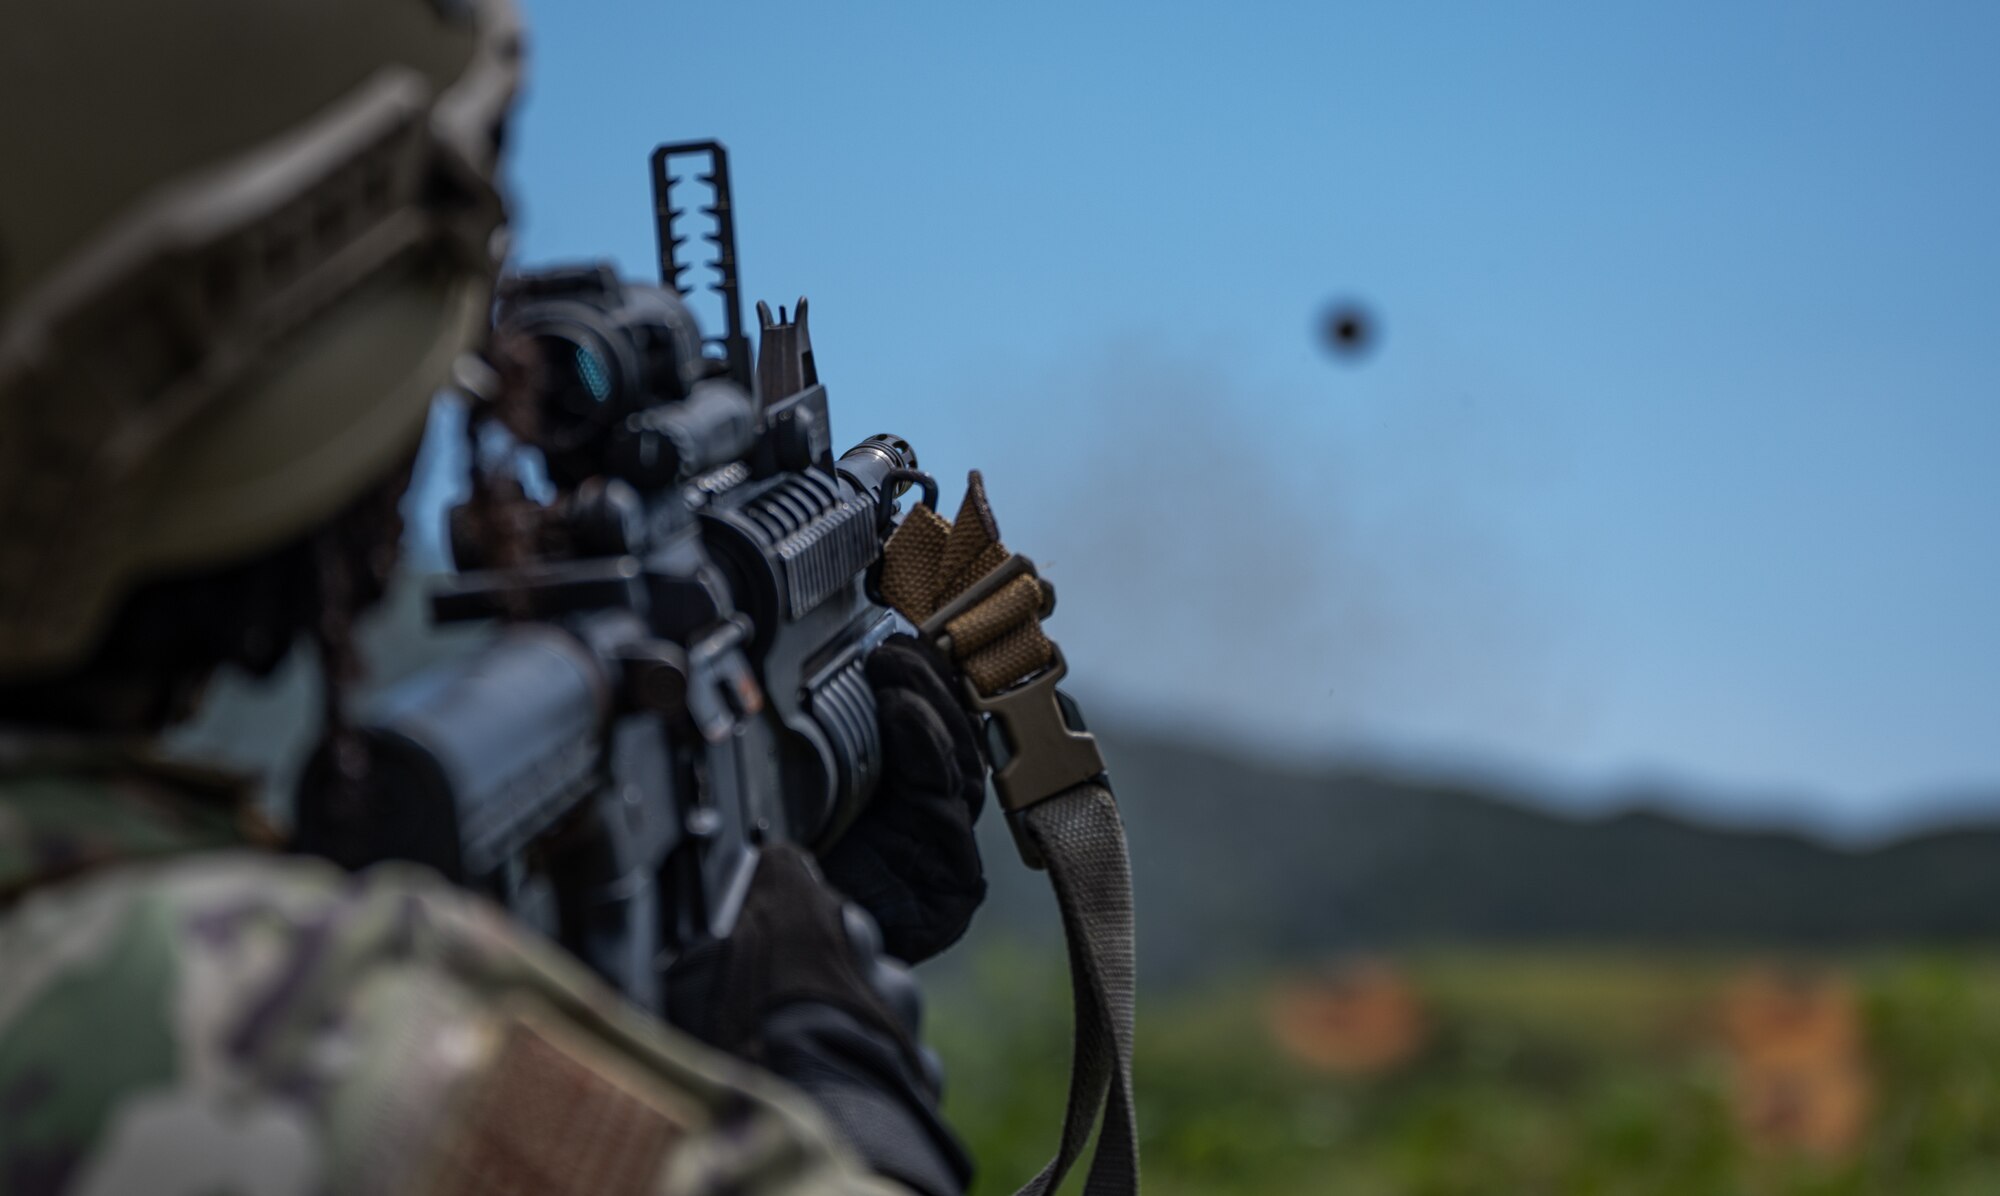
(1011, 782, 1138, 1196)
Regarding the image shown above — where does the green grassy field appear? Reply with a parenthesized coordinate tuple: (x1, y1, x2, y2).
(930, 949, 2000, 1195)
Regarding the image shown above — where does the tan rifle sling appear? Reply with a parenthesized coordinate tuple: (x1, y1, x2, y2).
(880, 472, 1138, 1196)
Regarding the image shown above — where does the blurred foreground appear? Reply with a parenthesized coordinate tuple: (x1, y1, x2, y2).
(932, 950, 2000, 1196)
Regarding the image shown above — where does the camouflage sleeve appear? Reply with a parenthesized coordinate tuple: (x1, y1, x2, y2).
(0, 852, 911, 1196)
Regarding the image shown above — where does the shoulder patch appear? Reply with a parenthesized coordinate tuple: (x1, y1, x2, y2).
(423, 1010, 691, 1196)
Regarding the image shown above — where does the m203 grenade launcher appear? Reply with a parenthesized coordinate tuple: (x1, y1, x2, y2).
(295, 142, 936, 1012)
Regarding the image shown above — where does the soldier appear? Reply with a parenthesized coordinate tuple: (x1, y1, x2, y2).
(0, 2, 990, 1193)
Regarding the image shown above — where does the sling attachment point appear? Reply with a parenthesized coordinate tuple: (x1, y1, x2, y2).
(919, 555, 1100, 869)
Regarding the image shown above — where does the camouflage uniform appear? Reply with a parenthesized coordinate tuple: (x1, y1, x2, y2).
(0, 1, 938, 1190)
(0, 748, 905, 1195)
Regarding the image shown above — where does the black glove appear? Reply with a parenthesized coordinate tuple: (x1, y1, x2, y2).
(663, 845, 922, 1065)
(663, 846, 971, 1195)
(818, 633, 989, 964)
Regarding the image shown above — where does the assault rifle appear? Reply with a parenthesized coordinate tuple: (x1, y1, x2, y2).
(300, 140, 1138, 1195)
(295, 142, 935, 1010)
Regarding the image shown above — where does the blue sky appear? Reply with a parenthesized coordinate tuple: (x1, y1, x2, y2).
(429, 0, 2000, 832)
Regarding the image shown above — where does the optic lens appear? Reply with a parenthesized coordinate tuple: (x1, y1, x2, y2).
(533, 332, 617, 423)
(574, 344, 612, 402)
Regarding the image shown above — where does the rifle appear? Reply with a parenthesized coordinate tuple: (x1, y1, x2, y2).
(295, 142, 931, 1009)
(296, 141, 1139, 1196)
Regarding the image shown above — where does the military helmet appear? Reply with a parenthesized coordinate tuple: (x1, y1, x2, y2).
(0, 0, 522, 676)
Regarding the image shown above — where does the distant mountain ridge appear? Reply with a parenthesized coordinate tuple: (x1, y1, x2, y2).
(964, 724, 2000, 987)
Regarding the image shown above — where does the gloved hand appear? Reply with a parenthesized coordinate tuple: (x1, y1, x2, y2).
(662, 846, 922, 1064)
(818, 633, 989, 964)
(663, 845, 970, 1195)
